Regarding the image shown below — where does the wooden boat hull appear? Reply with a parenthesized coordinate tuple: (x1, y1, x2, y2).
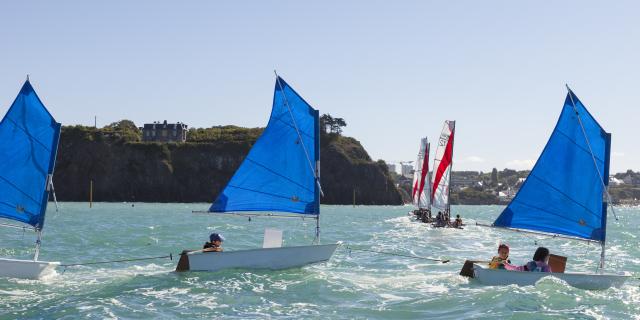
(0, 258, 59, 280)
(176, 243, 339, 272)
(472, 263, 629, 290)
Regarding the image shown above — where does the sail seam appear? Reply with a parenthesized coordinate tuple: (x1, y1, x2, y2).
(244, 158, 314, 193)
(0, 175, 43, 205)
(275, 77, 319, 186)
(272, 114, 314, 140)
(527, 173, 601, 219)
(566, 89, 616, 222)
(4, 116, 53, 152)
(224, 185, 314, 203)
(555, 129, 605, 163)
(508, 199, 599, 237)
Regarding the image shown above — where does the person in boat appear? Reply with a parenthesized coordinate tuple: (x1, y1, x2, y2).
(501, 246, 553, 272)
(489, 244, 512, 269)
(421, 209, 431, 223)
(453, 214, 463, 227)
(203, 233, 225, 252)
(524, 247, 552, 272)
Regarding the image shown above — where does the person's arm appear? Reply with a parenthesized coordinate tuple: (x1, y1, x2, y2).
(503, 263, 525, 271)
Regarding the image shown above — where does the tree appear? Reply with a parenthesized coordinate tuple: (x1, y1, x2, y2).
(320, 114, 333, 134)
(332, 117, 347, 134)
(320, 114, 347, 135)
(104, 120, 141, 142)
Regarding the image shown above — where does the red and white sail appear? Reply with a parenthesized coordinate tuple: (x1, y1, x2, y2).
(411, 137, 431, 208)
(431, 121, 455, 210)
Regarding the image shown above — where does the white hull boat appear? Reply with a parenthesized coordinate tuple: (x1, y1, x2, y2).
(0, 80, 62, 280)
(182, 76, 340, 273)
(0, 258, 59, 280)
(463, 88, 632, 290)
(176, 243, 339, 272)
(472, 263, 629, 290)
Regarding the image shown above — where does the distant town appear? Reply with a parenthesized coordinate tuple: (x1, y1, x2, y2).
(387, 162, 640, 206)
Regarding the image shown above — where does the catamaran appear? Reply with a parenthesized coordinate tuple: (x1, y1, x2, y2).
(468, 86, 630, 290)
(431, 120, 456, 227)
(176, 75, 338, 272)
(410, 138, 432, 222)
(0, 79, 61, 279)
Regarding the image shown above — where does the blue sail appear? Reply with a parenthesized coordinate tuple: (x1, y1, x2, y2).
(494, 90, 610, 242)
(0, 80, 61, 230)
(210, 76, 320, 215)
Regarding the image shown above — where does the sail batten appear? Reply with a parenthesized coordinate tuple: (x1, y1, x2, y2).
(0, 80, 60, 230)
(493, 90, 609, 242)
(210, 77, 320, 215)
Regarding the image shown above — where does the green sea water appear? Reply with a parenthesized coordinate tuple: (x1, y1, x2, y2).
(0, 203, 638, 319)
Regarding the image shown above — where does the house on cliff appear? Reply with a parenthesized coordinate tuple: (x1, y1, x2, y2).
(141, 120, 188, 142)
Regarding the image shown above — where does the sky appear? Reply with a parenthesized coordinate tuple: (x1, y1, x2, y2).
(1, 1, 638, 173)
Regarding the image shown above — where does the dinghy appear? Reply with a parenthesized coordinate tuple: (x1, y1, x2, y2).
(410, 138, 432, 222)
(0, 79, 61, 279)
(431, 120, 456, 227)
(469, 86, 630, 290)
(177, 75, 338, 272)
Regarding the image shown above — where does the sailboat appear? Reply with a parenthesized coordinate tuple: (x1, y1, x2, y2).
(410, 137, 432, 222)
(470, 87, 630, 290)
(0, 79, 61, 279)
(431, 120, 456, 227)
(176, 75, 338, 272)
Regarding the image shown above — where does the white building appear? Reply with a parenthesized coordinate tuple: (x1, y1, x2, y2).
(401, 163, 414, 178)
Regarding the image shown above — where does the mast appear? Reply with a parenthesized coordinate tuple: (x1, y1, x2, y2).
(566, 85, 611, 271)
(314, 105, 321, 244)
(447, 121, 456, 220)
(426, 142, 431, 209)
(274, 72, 322, 243)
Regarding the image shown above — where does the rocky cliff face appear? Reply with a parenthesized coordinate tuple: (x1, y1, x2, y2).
(53, 126, 402, 205)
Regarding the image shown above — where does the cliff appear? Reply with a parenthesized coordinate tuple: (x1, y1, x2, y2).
(53, 126, 402, 205)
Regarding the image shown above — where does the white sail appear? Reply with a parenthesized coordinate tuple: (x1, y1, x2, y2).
(431, 121, 456, 211)
(412, 138, 430, 208)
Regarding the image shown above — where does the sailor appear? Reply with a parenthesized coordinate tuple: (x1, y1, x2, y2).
(524, 247, 552, 272)
(203, 233, 225, 252)
(454, 214, 463, 227)
(435, 211, 445, 227)
(489, 244, 511, 269)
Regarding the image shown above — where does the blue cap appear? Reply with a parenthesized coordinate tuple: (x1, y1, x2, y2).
(209, 233, 225, 242)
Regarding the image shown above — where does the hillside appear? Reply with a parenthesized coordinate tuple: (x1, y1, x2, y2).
(52, 124, 402, 205)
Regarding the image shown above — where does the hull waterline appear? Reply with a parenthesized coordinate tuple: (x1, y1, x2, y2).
(0, 258, 59, 280)
(472, 263, 629, 290)
(177, 243, 339, 272)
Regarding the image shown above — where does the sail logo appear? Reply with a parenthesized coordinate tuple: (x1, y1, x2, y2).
(439, 134, 449, 146)
(16, 205, 25, 213)
(291, 196, 300, 202)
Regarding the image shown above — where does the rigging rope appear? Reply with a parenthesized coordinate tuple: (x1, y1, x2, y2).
(345, 245, 449, 263)
(274, 72, 324, 196)
(60, 254, 173, 273)
(566, 86, 618, 221)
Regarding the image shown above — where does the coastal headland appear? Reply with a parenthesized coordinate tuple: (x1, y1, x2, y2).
(52, 120, 403, 205)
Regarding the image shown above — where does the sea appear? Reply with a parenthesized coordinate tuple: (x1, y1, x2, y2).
(0, 203, 638, 319)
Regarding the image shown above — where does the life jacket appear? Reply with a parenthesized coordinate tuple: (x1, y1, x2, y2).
(489, 256, 510, 269)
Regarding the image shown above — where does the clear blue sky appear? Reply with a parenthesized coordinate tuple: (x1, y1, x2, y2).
(1, 1, 638, 173)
